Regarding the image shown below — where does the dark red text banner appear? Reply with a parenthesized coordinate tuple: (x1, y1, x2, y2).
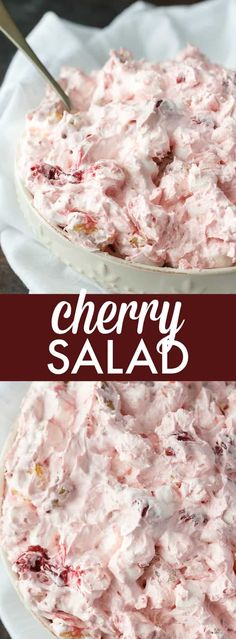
(0, 294, 235, 381)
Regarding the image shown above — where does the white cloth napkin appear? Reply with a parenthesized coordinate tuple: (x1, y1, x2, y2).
(1, 0, 236, 292)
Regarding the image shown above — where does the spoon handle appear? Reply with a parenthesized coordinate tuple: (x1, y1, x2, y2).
(0, 0, 71, 111)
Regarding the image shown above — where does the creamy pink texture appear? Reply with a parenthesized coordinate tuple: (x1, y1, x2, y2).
(18, 47, 236, 269)
(1, 381, 236, 639)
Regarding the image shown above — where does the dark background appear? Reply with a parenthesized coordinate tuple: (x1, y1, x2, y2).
(0, 0, 203, 296)
(0, 0, 201, 637)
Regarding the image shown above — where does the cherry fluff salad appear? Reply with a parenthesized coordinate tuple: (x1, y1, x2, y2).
(18, 46, 236, 270)
(1, 381, 236, 639)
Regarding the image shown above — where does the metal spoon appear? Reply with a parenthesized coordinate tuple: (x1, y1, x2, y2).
(0, 0, 71, 111)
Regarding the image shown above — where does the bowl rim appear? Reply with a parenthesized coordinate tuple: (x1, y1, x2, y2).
(15, 159, 236, 279)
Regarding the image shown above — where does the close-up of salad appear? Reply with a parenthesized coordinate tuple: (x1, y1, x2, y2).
(1, 380, 236, 639)
(0, 2, 236, 639)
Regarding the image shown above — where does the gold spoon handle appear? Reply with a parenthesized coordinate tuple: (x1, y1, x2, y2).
(0, 0, 71, 111)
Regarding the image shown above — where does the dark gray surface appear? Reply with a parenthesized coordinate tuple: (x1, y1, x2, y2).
(0, 247, 27, 292)
(0, 624, 9, 639)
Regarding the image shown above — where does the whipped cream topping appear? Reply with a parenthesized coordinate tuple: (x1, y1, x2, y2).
(1, 381, 236, 639)
(18, 47, 236, 270)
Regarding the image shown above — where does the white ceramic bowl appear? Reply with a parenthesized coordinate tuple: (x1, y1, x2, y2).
(0, 422, 54, 638)
(15, 167, 236, 293)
